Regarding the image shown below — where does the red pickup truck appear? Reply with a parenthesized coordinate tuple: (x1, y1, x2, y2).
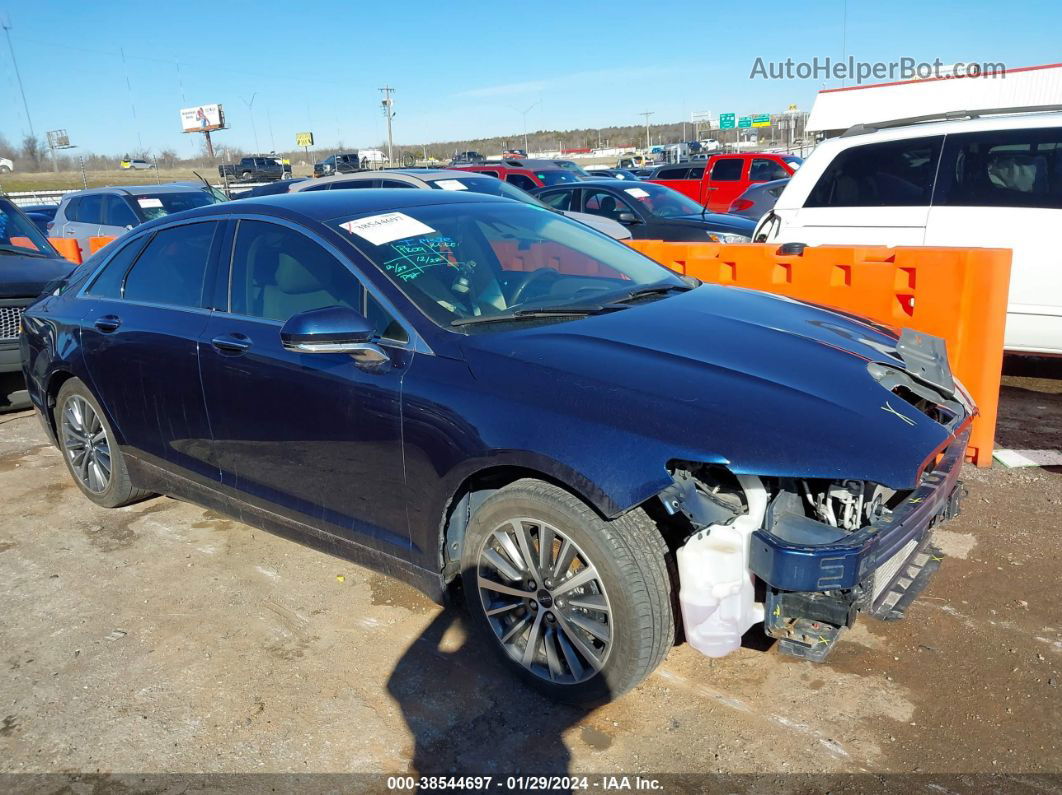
(648, 153, 802, 212)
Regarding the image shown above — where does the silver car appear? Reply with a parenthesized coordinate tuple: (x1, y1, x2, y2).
(51, 184, 220, 259)
(283, 169, 633, 240)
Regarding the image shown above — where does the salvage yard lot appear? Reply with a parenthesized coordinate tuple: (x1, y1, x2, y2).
(0, 367, 1059, 777)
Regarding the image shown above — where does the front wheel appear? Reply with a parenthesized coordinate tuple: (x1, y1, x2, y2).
(54, 378, 152, 508)
(460, 479, 674, 705)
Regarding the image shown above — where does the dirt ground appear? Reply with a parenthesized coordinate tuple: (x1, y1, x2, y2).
(0, 364, 1059, 788)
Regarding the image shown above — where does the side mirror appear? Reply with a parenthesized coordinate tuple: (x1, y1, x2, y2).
(280, 306, 389, 364)
(617, 212, 640, 225)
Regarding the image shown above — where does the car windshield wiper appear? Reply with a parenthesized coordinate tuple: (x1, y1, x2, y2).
(606, 282, 693, 305)
(0, 245, 49, 258)
(450, 304, 627, 327)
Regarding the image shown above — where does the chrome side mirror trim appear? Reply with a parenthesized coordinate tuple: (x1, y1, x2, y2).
(282, 339, 391, 364)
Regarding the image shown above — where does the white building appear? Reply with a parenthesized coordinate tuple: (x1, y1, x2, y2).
(807, 62, 1062, 137)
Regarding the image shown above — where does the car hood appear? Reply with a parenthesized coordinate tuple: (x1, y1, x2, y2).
(668, 213, 756, 234)
(462, 285, 958, 488)
(0, 254, 75, 298)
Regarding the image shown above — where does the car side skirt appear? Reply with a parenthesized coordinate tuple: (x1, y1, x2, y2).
(124, 455, 446, 603)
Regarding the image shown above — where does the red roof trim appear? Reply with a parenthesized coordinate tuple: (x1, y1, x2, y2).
(818, 62, 1062, 94)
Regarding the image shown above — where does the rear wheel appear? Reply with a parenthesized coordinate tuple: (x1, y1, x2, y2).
(54, 378, 152, 508)
(460, 479, 674, 705)
(241, 170, 252, 181)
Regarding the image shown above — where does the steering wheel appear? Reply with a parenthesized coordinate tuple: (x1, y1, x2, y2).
(509, 267, 560, 306)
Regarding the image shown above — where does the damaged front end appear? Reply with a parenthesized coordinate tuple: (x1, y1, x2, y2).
(658, 330, 974, 662)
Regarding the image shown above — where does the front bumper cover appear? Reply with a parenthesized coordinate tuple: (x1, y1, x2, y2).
(748, 425, 970, 593)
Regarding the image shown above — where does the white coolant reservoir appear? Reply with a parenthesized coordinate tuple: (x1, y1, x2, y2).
(677, 474, 767, 658)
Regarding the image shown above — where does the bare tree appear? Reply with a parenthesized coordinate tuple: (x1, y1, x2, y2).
(19, 134, 44, 170)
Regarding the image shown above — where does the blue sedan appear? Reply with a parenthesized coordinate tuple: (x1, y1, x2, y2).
(20, 190, 973, 702)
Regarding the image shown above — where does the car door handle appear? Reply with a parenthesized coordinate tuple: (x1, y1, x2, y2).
(211, 334, 252, 354)
(94, 315, 121, 333)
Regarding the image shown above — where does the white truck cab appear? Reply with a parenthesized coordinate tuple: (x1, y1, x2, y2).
(755, 110, 1062, 354)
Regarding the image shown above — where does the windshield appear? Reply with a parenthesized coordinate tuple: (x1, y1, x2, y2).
(427, 176, 548, 208)
(133, 191, 216, 221)
(536, 170, 578, 186)
(0, 200, 59, 257)
(326, 201, 683, 330)
(619, 183, 705, 217)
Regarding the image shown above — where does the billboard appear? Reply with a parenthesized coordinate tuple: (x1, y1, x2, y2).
(295, 131, 314, 147)
(46, 129, 71, 148)
(180, 104, 225, 133)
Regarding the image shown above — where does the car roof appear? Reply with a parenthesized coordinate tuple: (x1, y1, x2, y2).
(839, 109, 1062, 141)
(62, 183, 205, 199)
(543, 179, 641, 189)
(151, 188, 512, 226)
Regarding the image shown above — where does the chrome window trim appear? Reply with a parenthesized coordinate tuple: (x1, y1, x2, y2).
(74, 212, 432, 356)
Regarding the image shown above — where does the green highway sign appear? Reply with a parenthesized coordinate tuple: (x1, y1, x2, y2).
(738, 116, 752, 128)
(719, 113, 736, 129)
(751, 114, 771, 127)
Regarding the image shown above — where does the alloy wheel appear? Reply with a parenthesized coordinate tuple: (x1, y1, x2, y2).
(61, 396, 111, 494)
(477, 518, 613, 684)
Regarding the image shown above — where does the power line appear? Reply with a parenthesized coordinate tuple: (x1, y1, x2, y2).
(2, 17, 35, 138)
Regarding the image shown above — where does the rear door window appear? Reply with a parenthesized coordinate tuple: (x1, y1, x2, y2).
(935, 128, 1062, 210)
(378, 179, 416, 188)
(77, 195, 104, 225)
(657, 167, 690, 179)
(709, 158, 744, 181)
(805, 137, 943, 208)
(750, 158, 789, 182)
(123, 222, 218, 308)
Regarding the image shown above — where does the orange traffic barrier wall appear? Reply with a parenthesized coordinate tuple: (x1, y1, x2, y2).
(89, 236, 117, 254)
(47, 237, 82, 265)
(626, 241, 1011, 467)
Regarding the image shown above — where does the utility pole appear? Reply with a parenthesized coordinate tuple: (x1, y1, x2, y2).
(2, 16, 35, 138)
(379, 86, 395, 165)
(639, 111, 653, 152)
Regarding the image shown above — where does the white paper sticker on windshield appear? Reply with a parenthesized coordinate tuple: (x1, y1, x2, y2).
(435, 179, 468, 191)
(137, 197, 164, 208)
(340, 212, 436, 245)
(624, 187, 650, 198)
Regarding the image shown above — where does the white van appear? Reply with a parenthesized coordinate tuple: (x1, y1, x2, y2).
(754, 111, 1062, 354)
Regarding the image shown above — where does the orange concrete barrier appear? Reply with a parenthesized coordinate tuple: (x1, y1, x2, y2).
(89, 236, 117, 254)
(47, 237, 82, 265)
(627, 241, 1011, 467)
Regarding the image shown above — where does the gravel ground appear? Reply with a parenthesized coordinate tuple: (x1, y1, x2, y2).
(0, 369, 1059, 788)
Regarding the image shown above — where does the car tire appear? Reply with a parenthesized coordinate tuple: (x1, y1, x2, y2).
(241, 171, 252, 181)
(0, 165, 11, 173)
(460, 478, 674, 705)
(54, 378, 153, 508)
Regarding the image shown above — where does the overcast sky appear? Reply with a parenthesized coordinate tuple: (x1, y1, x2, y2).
(1, 0, 1058, 155)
